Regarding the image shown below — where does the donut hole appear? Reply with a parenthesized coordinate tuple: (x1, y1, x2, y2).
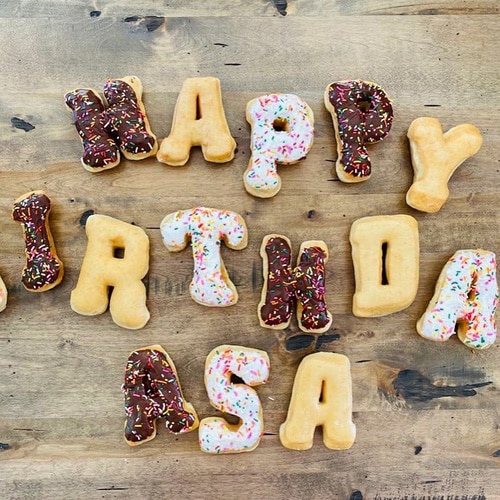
(196, 95, 202, 120)
(381, 242, 389, 285)
(230, 373, 245, 385)
(319, 380, 326, 403)
(113, 246, 125, 259)
(356, 95, 373, 114)
(272, 117, 289, 132)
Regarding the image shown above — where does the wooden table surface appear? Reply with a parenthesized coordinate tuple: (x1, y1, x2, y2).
(1, 1, 499, 499)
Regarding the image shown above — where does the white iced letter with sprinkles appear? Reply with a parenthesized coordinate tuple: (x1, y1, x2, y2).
(417, 249, 498, 349)
(160, 207, 248, 307)
(245, 93, 314, 198)
(280, 352, 356, 451)
(199, 345, 270, 454)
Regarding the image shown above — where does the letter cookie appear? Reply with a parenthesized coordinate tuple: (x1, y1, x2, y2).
(324, 80, 393, 182)
(350, 215, 419, 317)
(12, 191, 64, 292)
(71, 214, 150, 329)
(259, 235, 332, 333)
(417, 250, 498, 349)
(280, 352, 356, 451)
(406, 117, 483, 213)
(65, 76, 157, 171)
(122, 345, 199, 446)
(245, 93, 314, 198)
(157, 77, 236, 166)
(199, 345, 270, 454)
(64, 88, 119, 171)
(0, 275, 7, 312)
(161, 207, 247, 307)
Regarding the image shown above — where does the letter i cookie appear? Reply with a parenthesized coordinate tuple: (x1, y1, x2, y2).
(12, 191, 64, 292)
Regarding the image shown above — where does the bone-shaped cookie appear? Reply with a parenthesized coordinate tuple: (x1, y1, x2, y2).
(12, 191, 64, 292)
(406, 117, 483, 213)
(161, 207, 248, 307)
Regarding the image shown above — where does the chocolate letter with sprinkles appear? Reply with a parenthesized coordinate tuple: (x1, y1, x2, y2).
(160, 207, 248, 307)
(324, 80, 393, 183)
(103, 76, 158, 160)
(122, 345, 199, 446)
(259, 234, 333, 333)
(64, 88, 120, 171)
(64, 76, 157, 171)
(12, 191, 64, 292)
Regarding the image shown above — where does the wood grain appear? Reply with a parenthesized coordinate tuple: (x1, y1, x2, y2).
(0, 1, 499, 499)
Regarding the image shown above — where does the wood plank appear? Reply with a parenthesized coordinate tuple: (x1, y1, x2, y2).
(0, 1, 498, 18)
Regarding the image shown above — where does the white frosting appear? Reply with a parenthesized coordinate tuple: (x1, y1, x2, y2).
(199, 345, 270, 454)
(160, 207, 247, 306)
(245, 93, 314, 196)
(418, 249, 498, 349)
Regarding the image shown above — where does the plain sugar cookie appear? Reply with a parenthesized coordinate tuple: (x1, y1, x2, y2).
(350, 214, 419, 317)
(71, 214, 150, 329)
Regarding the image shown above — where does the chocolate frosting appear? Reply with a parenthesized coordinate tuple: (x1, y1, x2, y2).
(260, 236, 331, 331)
(122, 347, 197, 444)
(64, 88, 119, 169)
(103, 79, 156, 156)
(12, 192, 63, 291)
(327, 80, 393, 178)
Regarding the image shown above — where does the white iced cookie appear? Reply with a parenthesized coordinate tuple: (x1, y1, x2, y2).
(417, 249, 498, 349)
(160, 207, 248, 306)
(244, 93, 314, 198)
(199, 345, 270, 454)
(0, 275, 7, 312)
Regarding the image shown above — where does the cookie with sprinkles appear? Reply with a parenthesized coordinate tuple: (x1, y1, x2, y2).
(103, 76, 158, 161)
(417, 249, 498, 350)
(122, 345, 199, 446)
(324, 80, 393, 183)
(64, 88, 120, 172)
(258, 234, 333, 333)
(199, 345, 270, 454)
(245, 93, 314, 198)
(12, 191, 64, 292)
(64, 76, 157, 171)
(160, 207, 248, 307)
